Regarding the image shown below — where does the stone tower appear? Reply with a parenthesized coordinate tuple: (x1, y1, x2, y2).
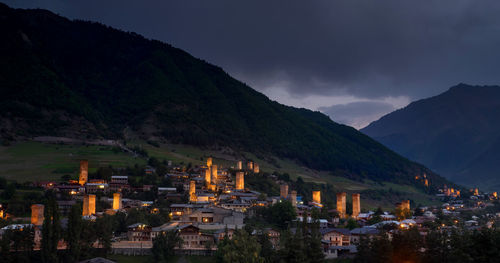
(113, 193, 122, 210)
(204, 168, 211, 186)
(189, 180, 197, 202)
(236, 171, 244, 190)
(247, 161, 254, 170)
(79, 160, 88, 186)
(403, 200, 410, 210)
(352, 193, 361, 218)
(312, 190, 321, 204)
(83, 194, 96, 216)
(31, 204, 44, 226)
(211, 165, 218, 183)
(280, 184, 289, 199)
(291, 190, 297, 207)
(237, 160, 243, 170)
(207, 157, 212, 167)
(253, 163, 260, 173)
(337, 192, 346, 218)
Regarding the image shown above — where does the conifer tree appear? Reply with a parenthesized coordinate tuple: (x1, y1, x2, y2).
(41, 196, 61, 263)
(66, 204, 83, 262)
(217, 229, 264, 263)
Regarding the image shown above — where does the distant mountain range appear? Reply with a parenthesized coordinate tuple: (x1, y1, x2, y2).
(0, 3, 450, 189)
(362, 84, 500, 191)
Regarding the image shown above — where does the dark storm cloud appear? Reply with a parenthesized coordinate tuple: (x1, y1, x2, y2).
(6, 0, 500, 126)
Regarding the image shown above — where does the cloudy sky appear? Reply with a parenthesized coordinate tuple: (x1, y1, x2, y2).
(6, 0, 500, 128)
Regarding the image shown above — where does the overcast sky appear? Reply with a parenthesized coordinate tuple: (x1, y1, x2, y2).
(6, 0, 500, 128)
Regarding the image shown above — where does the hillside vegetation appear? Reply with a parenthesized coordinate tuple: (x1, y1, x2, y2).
(0, 3, 449, 189)
(362, 84, 500, 191)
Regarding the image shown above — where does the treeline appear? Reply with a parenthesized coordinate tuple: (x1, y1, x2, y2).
(216, 219, 325, 263)
(355, 228, 500, 263)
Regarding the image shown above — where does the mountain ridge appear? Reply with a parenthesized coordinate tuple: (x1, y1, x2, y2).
(0, 3, 451, 189)
(362, 83, 500, 190)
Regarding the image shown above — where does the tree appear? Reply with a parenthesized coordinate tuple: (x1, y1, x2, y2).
(262, 201, 296, 230)
(447, 230, 473, 263)
(1, 182, 16, 200)
(391, 227, 423, 262)
(279, 227, 307, 263)
(0, 230, 11, 263)
(369, 233, 393, 263)
(217, 229, 264, 263)
(152, 230, 183, 262)
(256, 232, 278, 263)
(346, 218, 360, 230)
(354, 236, 371, 263)
(41, 196, 61, 263)
(95, 215, 114, 257)
(304, 219, 325, 263)
(80, 220, 97, 260)
(11, 225, 35, 262)
(66, 204, 83, 262)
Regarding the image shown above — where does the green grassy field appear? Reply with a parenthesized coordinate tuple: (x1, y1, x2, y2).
(0, 141, 146, 182)
(0, 140, 440, 209)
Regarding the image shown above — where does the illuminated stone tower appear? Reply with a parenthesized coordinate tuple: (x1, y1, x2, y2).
(204, 168, 211, 186)
(211, 165, 218, 183)
(291, 191, 297, 207)
(31, 204, 44, 226)
(403, 200, 410, 210)
(79, 160, 88, 186)
(397, 200, 410, 211)
(236, 172, 244, 190)
(237, 160, 243, 170)
(312, 190, 321, 204)
(207, 157, 212, 167)
(352, 193, 361, 218)
(189, 180, 197, 202)
(337, 192, 346, 218)
(253, 163, 260, 173)
(247, 161, 254, 170)
(83, 194, 96, 216)
(113, 193, 122, 210)
(280, 184, 289, 199)
(424, 179, 429, 187)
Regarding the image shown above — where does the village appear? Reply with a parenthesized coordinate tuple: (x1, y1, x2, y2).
(1, 157, 500, 261)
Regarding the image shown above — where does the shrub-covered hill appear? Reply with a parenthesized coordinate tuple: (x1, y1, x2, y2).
(0, 3, 450, 188)
(362, 84, 500, 191)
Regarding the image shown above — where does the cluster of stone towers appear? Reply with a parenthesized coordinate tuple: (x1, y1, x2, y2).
(336, 192, 361, 218)
(78, 160, 123, 216)
(279, 183, 361, 218)
(243, 160, 260, 173)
